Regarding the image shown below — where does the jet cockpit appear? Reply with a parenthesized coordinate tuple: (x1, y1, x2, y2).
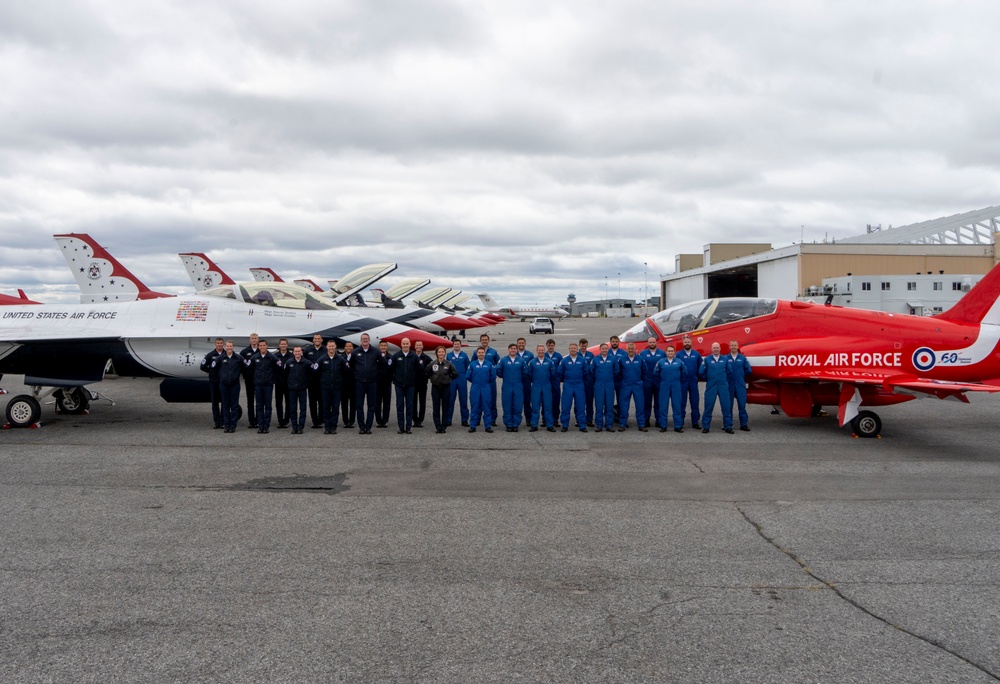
(620, 298, 777, 344)
(201, 283, 339, 311)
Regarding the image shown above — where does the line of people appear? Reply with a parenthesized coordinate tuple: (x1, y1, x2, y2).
(200, 331, 753, 435)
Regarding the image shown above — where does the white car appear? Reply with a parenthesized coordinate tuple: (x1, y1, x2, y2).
(529, 317, 555, 334)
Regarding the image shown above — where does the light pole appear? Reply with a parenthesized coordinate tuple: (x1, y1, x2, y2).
(617, 272, 621, 300)
(644, 262, 648, 310)
(605, 276, 608, 301)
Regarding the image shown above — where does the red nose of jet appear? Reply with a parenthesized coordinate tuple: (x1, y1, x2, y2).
(381, 329, 451, 349)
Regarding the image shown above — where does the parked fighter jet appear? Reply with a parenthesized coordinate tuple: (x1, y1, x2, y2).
(609, 263, 1000, 437)
(0, 278, 451, 428)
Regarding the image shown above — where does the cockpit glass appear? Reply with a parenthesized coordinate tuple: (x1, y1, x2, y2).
(651, 301, 713, 336)
(331, 263, 395, 295)
(239, 283, 338, 311)
(621, 319, 655, 344)
(635, 298, 777, 337)
(201, 286, 237, 300)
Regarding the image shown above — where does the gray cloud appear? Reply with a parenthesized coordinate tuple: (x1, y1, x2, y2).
(2, 0, 999, 306)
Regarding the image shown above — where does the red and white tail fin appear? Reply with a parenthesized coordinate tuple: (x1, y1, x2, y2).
(938, 262, 1000, 325)
(294, 278, 324, 292)
(0, 289, 41, 305)
(54, 233, 173, 303)
(250, 267, 284, 282)
(179, 252, 236, 291)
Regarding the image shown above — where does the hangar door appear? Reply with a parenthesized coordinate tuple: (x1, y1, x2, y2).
(706, 264, 758, 298)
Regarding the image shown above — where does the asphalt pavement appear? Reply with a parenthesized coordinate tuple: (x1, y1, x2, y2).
(3, 317, 1000, 682)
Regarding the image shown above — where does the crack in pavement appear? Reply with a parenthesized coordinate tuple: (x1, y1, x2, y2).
(737, 506, 1000, 682)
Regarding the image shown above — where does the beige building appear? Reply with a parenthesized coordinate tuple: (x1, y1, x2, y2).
(660, 206, 1000, 309)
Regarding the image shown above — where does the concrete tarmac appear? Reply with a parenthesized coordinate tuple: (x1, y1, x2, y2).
(3, 317, 1000, 682)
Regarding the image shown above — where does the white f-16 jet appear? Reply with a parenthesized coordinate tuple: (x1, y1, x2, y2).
(1, 236, 450, 428)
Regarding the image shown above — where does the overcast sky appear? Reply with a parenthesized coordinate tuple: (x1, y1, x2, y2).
(3, 0, 999, 305)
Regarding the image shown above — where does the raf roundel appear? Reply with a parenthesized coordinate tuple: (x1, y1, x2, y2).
(912, 347, 936, 372)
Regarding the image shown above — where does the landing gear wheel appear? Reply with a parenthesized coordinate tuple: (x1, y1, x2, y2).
(55, 387, 90, 415)
(850, 410, 882, 438)
(6, 395, 42, 428)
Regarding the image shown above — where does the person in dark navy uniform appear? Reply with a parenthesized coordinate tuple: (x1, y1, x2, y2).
(274, 338, 292, 428)
(375, 340, 393, 428)
(215, 340, 243, 433)
(247, 338, 283, 433)
(340, 341, 356, 428)
(412, 340, 432, 428)
(352, 333, 378, 434)
(239, 333, 259, 428)
(391, 338, 418, 433)
(284, 346, 311, 433)
(303, 333, 326, 429)
(313, 340, 346, 434)
(199, 337, 225, 428)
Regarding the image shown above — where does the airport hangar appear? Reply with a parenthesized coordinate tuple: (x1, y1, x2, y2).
(659, 205, 1000, 314)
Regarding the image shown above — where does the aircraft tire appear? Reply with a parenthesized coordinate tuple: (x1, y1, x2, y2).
(6, 395, 41, 428)
(55, 387, 90, 415)
(850, 410, 882, 438)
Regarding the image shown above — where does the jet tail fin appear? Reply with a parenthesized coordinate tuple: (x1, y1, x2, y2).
(937, 262, 1000, 325)
(54, 233, 172, 303)
(179, 252, 236, 291)
(477, 293, 501, 311)
(250, 267, 284, 282)
(294, 279, 324, 292)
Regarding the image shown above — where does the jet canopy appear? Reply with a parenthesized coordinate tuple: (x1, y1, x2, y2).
(621, 297, 777, 344)
(202, 283, 339, 311)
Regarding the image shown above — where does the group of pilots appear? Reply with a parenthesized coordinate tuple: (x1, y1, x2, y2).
(201, 331, 754, 436)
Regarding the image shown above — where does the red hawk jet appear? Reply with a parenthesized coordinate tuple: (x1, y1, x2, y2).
(610, 263, 1000, 437)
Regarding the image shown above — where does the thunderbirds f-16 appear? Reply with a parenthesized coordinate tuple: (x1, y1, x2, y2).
(1, 236, 452, 427)
(183, 254, 494, 333)
(611, 262, 1000, 437)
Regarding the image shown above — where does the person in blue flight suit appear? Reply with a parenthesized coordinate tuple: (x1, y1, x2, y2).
(478, 333, 501, 426)
(639, 336, 666, 429)
(677, 334, 702, 429)
(273, 338, 292, 429)
(591, 342, 619, 433)
(447, 337, 470, 427)
(391, 337, 418, 434)
(313, 340, 347, 434)
(239, 333, 259, 429)
(200, 337, 225, 429)
(726, 339, 753, 432)
(246, 338, 283, 434)
(215, 340, 243, 433)
(545, 339, 563, 426)
(653, 345, 687, 432)
(578, 338, 596, 426)
(284, 346, 311, 434)
(618, 342, 648, 431)
(526, 344, 557, 432)
(699, 342, 733, 433)
(557, 342, 588, 432)
(467, 346, 496, 433)
(517, 338, 533, 425)
(608, 335, 627, 422)
(496, 343, 528, 431)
